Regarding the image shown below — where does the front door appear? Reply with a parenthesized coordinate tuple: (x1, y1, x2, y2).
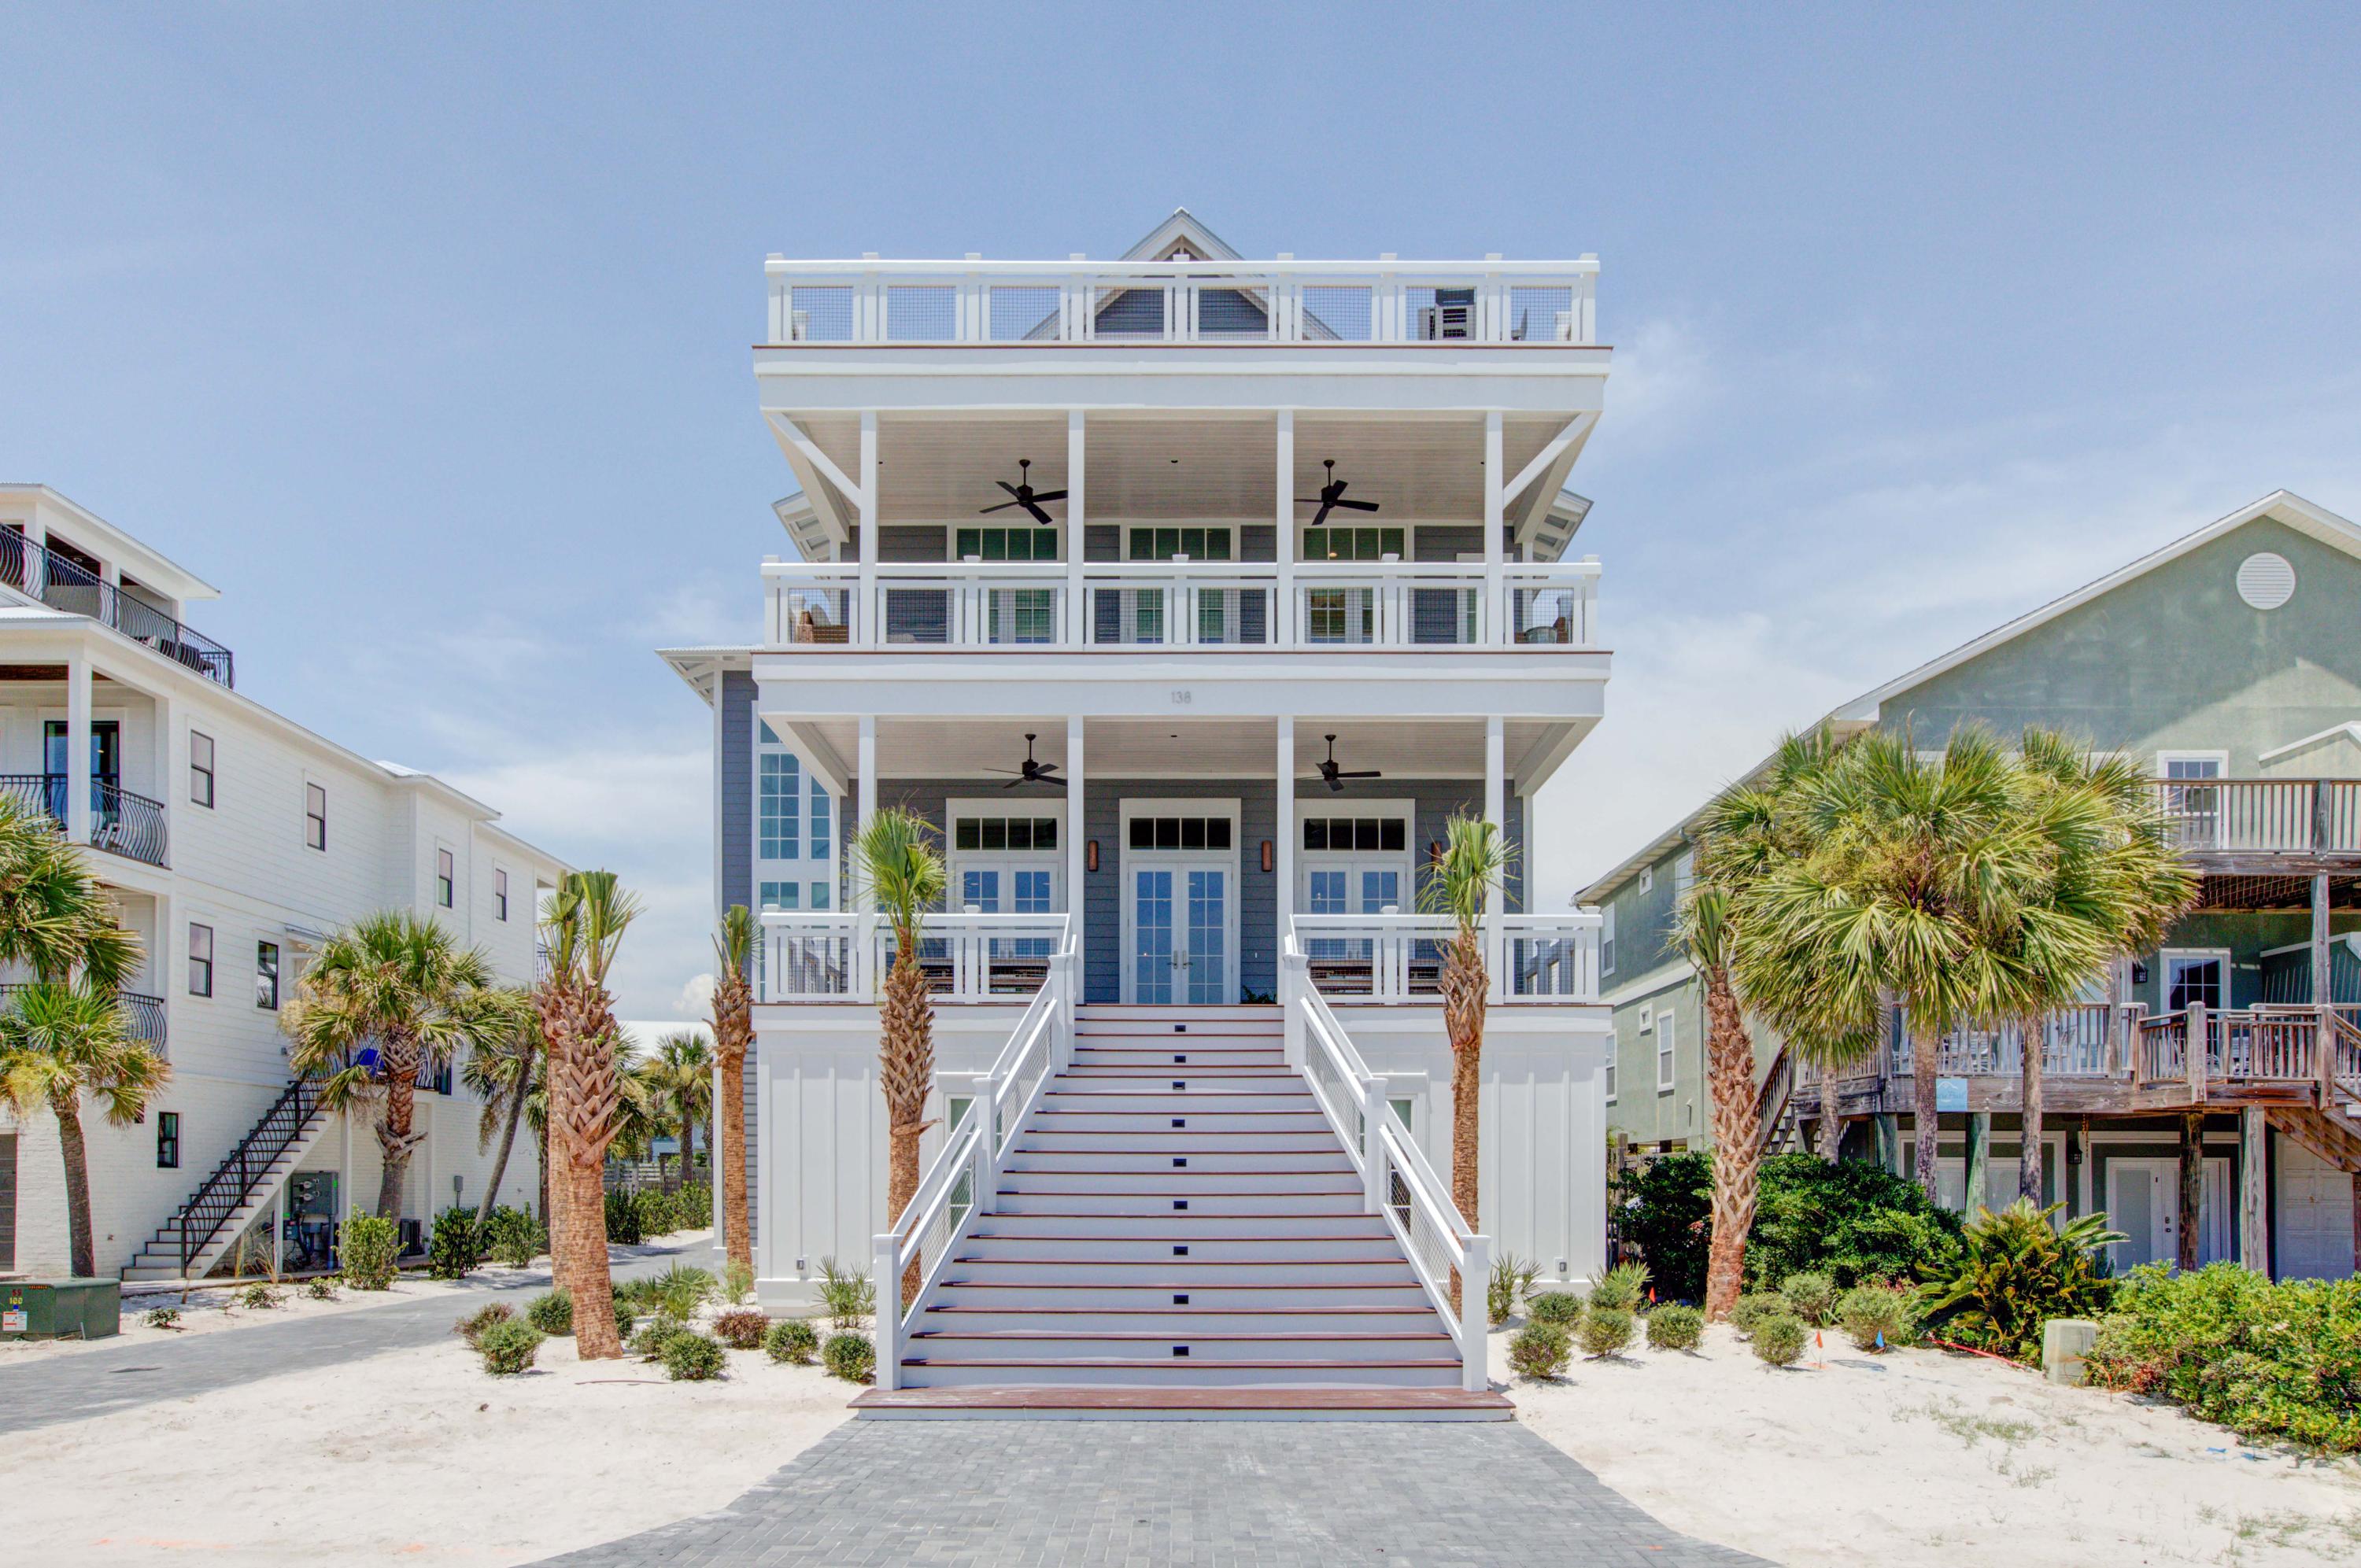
(2108, 1157, 2232, 1268)
(42, 720, 119, 821)
(1125, 861, 1234, 1005)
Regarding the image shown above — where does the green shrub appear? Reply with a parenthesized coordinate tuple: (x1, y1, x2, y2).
(661, 1330, 727, 1381)
(1746, 1153, 1964, 1289)
(454, 1301, 517, 1348)
(477, 1318, 544, 1375)
(713, 1308, 769, 1350)
(1610, 1151, 1713, 1303)
(427, 1208, 480, 1281)
(1646, 1303, 1704, 1351)
(1587, 1262, 1650, 1314)
(142, 1306, 181, 1330)
(482, 1206, 544, 1268)
(525, 1289, 574, 1337)
(766, 1317, 820, 1364)
(822, 1330, 876, 1384)
(630, 1314, 691, 1360)
(1751, 1312, 1808, 1367)
(724, 1260, 756, 1305)
(238, 1281, 285, 1310)
(1834, 1282, 1918, 1351)
(1579, 1305, 1636, 1359)
(2087, 1264, 2361, 1452)
(1507, 1322, 1572, 1380)
(304, 1278, 338, 1301)
(1779, 1271, 1838, 1326)
(1728, 1291, 1788, 1337)
(1488, 1253, 1539, 1327)
(817, 1258, 875, 1330)
(667, 1182, 713, 1231)
(1525, 1291, 1583, 1327)
(1919, 1200, 2120, 1361)
(339, 1212, 400, 1291)
(604, 1190, 644, 1245)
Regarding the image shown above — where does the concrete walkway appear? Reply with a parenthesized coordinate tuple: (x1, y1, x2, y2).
(0, 1236, 721, 1435)
(539, 1419, 1773, 1567)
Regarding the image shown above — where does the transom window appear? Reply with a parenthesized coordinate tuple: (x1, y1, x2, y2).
(1128, 526, 1232, 562)
(1303, 817, 1406, 853)
(954, 817, 1059, 852)
(1302, 525, 1404, 561)
(1128, 815, 1233, 851)
(955, 526, 1059, 563)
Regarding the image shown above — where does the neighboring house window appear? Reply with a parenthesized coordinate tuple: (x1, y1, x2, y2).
(189, 731, 215, 807)
(759, 753, 800, 858)
(1638, 1003, 1653, 1033)
(1388, 1098, 1415, 1133)
(1602, 905, 1615, 976)
(156, 1112, 179, 1169)
(255, 941, 280, 1010)
(1674, 850, 1695, 906)
(1605, 1050, 1617, 1104)
(808, 779, 832, 862)
(1638, 866, 1653, 895)
(760, 880, 800, 910)
(305, 783, 327, 850)
(495, 869, 509, 921)
(1657, 1010, 1677, 1092)
(189, 923, 214, 997)
(2167, 953, 2226, 1011)
(436, 847, 455, 908)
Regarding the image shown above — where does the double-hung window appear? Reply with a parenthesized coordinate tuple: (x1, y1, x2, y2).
(189, 732, 215, 807)
(305, 783, 327, 850)
(808, 778, 831, 862)
(436, 847, 455, 909)
(157, 1112, 180, 1169)
(1602, 905, 1616, 976)
(1657, 1009, 1678, 1092)
(256, 941, 280, 1010)
(495, 869, 509, 922)
(189, 923, 215, 998)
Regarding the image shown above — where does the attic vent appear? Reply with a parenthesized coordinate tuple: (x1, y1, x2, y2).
(2236, 552, 2296, 611)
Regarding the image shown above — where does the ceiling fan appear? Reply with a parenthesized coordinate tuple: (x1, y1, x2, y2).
(1297, 459, 1381, 527)
(987, 732, 1066, 790)
(1317, 734, 1382, 793)
(977, 459, 1066, 526)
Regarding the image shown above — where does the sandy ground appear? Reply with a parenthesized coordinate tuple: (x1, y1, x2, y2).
(1503, 1321, 2361, 1567)
(6, 1304, 855, 1565)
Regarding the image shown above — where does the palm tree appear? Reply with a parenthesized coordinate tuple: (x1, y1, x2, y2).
(637, 1031, 711, 1191)
(1672, 882, 1759, 1319)
(710, 905, 755, 1275)
(538, 869, 639, 1360)
(855, 806, 945, 1304)
(1418, 813, 1513, 1253)
(0, 800, 142, 991)
(460, 992, 541, 1229)
(283, 913, 509, 1220)
(0, 981, 168, 1278)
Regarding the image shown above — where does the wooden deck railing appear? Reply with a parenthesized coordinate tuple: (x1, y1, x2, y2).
(2149, 778, 2361, 855)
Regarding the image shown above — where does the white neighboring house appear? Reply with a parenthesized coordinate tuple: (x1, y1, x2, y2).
(0, 486, 571, 1282)
(664, 211, 1613, 1415)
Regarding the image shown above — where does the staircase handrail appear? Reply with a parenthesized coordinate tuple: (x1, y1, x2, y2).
(1281, 932, 1491, 1391)
(871, 921, 1075, 1392)
(1753, 1044, 1794, 1154)
(170, 1075, 324, 1272)
(2333, 1011, 2361, 1101)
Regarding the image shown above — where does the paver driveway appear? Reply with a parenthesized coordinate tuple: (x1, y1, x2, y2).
(541, 1417, 1772, 1566)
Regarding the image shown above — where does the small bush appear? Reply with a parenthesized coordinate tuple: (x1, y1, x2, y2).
(766, 1317, 820, 1364)
(1779, 1271, 1838, 1327)
(724, 1259, 756, 1304)
(1835, 1282, 1918, 1351)
(238, 1281, 285, 1310)
(1525, 1291, 1583, 1327)
(1579, 1305, 1636, 1359)
(1751, 1312, 1809, 1367)
(454, 1301, 517, 1348)
(1587, 1262, 1650, 1314)
(477, 1318, 544, 1375)
(1646, 1303, 1704, 1352)
(1507, 1322, 1572, 1381)
(339, 1212, 400, 1291)
(604, 1190, 645, 1245)
(525, 1289, 574, 1337)
(822, 1330, 876, 1384)
(817, 1258, 875, 1330)
(1728, 1292, 1788, 1337)
(1488, 1253, 1540, 1327)
(662, 1330, 727, 1382)
(482, 1206, 544, 1268)
(427, 1208, 480, 1281)
(630, 1315, 691, 1360)
(142, 1306, 182, 1330)
(2088, 1264, 2361, 1452)
(304, 1278, 338, 1302)
(713, 1308, 769, 1350)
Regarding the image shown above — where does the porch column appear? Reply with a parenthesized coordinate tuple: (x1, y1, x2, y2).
(1066, 411, 1087, 645)
(1274, 410, 1295, 645)
(1065, 716, 1085, 950)
(1482, 410, 1505, 642)
(856, 410, 878, 643)
(2312, 871, 2333, 1004)
(2178, 1110, 2204, 1273)
(65, 655, 91, 844)
(2241, 1106, 2270, 1277)
(1275, 716, 1295, 949)
(855, 715, 877, 996)
(1483, 714, 1505, 1001)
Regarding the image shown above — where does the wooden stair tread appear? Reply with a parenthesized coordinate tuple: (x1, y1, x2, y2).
(853, 1385, 1509, 1413)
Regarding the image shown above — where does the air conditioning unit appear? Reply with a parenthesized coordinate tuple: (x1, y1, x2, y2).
(1416, 288, 1476, 340)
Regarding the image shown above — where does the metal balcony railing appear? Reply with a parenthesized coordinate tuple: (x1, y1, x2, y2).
(0, 530, 235, 688)
(0, 982, 167, 1057)
(0, 773, 170, 866)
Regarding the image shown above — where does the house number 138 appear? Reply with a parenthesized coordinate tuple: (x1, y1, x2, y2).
(1169, 689, 1193, 706)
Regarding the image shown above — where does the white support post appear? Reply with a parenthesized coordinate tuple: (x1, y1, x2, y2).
(970, 1115, 996, 1221)
(1361, 1079, 1387, 1216)
(1274, 410, 1296, 645)
(856, 410, 878, 644)
(1275, 714, 1295, 952)
(1484, 714, 1506, 1002)
(873, 1230, 902, 1390)
(1066, 411, 1087, 645)
(855, 716, 878, 998)
(1458, 1231, 1491, 1391)
(1482, 411, 1505, 644)
(65, 656, 91, 844)
(1066, 714, 1085, 954)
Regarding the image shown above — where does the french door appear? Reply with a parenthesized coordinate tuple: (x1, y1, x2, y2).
(42, 719, 120, 822)
(1124, 859, 1235, 1005)
(2107, 1157, 2230, 1268)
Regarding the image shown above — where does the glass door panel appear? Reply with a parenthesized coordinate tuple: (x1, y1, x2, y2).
(1132, 868, 1175, 1005)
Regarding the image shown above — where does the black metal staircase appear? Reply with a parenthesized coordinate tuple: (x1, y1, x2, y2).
(126, 1077, 327, 1278)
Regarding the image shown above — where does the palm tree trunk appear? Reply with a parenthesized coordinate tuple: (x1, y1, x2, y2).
(2019, 1019, 2047, 1205)
(879, 943, 934, 1306)
(719, 1035, 751, 1274)
(50, 1089, 96, 1278)
(1820, 1066, 1843, 1163)
(1701, 965, 1759, 1320)
(375, 1051, 419, 1222)
(1910, 1007, 1941, 1202)
(475, 1078, 529, 1230)
(1439, 928, 1487, 1304)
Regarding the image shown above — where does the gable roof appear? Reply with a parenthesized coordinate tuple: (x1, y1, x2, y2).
(1576, 489, 2360, 905)
(1122, 208, 1243, 263)
(2259, 722, 2361, 766)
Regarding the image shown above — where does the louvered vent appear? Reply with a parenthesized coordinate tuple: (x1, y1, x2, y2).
(2236, 552, 2296, 611)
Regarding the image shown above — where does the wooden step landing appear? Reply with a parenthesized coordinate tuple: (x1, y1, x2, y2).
(852, 1385, 1512, 1420)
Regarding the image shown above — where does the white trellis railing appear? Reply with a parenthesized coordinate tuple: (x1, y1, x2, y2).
(1279, 933, 1490, 1392)
(870, 929, 1077, 1392)
(1285, 910, 1601, 1004)
(759, 911, 1070, 1003)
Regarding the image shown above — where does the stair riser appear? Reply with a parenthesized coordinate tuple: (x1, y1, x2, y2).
(999, 1169, 1359, 1193)
(914, 1309, 1447, 1334)
(1056, 1072, 1301, 1090)
(993, 1191, 1366, 1216)
(1043, 1091, 1318, 1112)
(960, 1235, 1395, 1261)
(1003, 1152, 1354, 1174)
(1032, 1113, 1332, 1134)
(1070, 1049, 1284, 1067)
(974, 1212, 1385, 1238)
(906, 1334, 1453, 1361)
(945, 1260, 1418, 1285)
(900, 1363, 1460, 1389)
(1021, 1133, 1343, 1153)
(929, 1283, 1433, 1309)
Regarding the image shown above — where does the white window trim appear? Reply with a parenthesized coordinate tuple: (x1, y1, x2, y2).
(189, 728, 216, 809)
(2155, 749, 2230, 779)
(1637, 866, 1653, 894)
(434, 840, 458, 909)
(1601, 903, 1616, 976)
(1656, 1009, 1678, 1093)
(1125, 522, 1233, 562)
(1637, 1002, 1653, 1034)
(955, 520, 1067, 563)
(494, 866, 510, 922)
(301, 773, 329, 851)
(2160, 946, 2234, 1009)
(1293, 797, 1416, 917)
(945, 796, 1068, 915)
(1118, 796, 1243, 1006)
(187, 919, 216, 999)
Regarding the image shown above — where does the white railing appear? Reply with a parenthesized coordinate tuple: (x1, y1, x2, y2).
(764, 557, 1601, 652)
(1286, 910, 1602, 1004)
(1280, 936, 1489, 1392)
(759, 911, 1071, 1003)
(765, 257, 1599, 347)
(873, 931, 1077, 1391)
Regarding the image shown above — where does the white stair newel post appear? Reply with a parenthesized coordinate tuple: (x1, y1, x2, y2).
(970, 1114, 996, 1220)
(1361, 1080, 1387, 1216)
(1460, 1231, 1491, 1392)
(873, 1230, 902, 1391)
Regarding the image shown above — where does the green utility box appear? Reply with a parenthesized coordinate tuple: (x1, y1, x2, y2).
(1, 1278, 122, 1340)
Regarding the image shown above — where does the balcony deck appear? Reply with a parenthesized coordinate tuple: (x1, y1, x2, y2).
(0, 529, 234, 688)
(0, 773, 168, 868)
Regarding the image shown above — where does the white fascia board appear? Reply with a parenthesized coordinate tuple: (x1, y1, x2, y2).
(1604, 961, 1696, 1008)
(0, 485, 224, 602)
(2259, 722, 2361, 765)
(763, 256, 1602, 281)
(656, 647, 753, 700)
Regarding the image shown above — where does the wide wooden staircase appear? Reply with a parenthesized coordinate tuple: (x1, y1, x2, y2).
(853, 1003, 1509, 1419)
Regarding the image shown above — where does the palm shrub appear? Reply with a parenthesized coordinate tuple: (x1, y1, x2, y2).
(855, 807, 947, 1306)
(1488, 1253, 1539, 1327)
(427, 1208, 480, 1280)
(650, 1264, 718, 1319)
(817, 1256, 875, 1330)
(1587, 1261, 1650, 1313)
(1609, 1152, 1712, 1302)
(1778, 1271, 1838, 1326)
(1525, 1292, 1582, 1327)
(1746, 1153, 1963, 1289)
(1422, 813, 1513, 1300)
(477, 1318, 544, 1375)
(1835, 1282, 1918, 1351)
(1751, 1312, 1809, 1367)
(765, 1317, 819, 1364)
(454, 1301, 516, 1348)
(724, 1259, 756, 1305)
(340, 1212, 400, 1290)
(1580, 1305, 1636, 1359)
(822, 1330, 876, 1383)
(1507, 1322, 1572, 1380)
(662, 1330, 726, 1382)
(1646, 1303, 1704, 1352)
(713, 1308, 769, 1350)
(1728, 1291, 1787, 1337)
(525, 1289, 574, 1336)
(1919, 1199, 2121, 1361)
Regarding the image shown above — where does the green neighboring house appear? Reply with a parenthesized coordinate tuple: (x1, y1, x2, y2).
(1582, 490, 2361, 1282)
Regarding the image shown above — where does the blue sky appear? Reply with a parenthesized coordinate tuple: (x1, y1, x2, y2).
(6, 5, 2357, 1015)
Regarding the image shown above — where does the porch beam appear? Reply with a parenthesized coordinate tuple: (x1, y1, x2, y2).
(781, 719, 851, 796)
(2312, 871, 2333, 1004)
(1509, 721, 1583, 799)
(1500, 411, 1598, 511)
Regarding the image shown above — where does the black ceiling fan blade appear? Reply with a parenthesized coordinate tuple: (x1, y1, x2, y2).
(1022, 500, 1055, 526)
(996, 479, 1024, 498)
(1336, 769, 1383, 779)
(979, 500, 1023, 515)
(1332, 498, 1381, 512)
(1325, 775, 1347, 792)
(1001, 776, 1026, 788)
(1029, 762, 1062, 777)
(1029, 489, 1067, 504)
(1310, 503, 1335, 526)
